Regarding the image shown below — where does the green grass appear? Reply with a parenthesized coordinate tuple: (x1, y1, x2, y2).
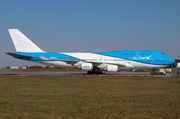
(0, 76, 179, 119)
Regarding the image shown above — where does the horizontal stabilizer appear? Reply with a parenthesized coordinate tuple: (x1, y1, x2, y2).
(39, 55, 50, 60)
(6, 52, 35, 58)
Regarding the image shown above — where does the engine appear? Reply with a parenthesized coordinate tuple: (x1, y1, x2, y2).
(106, 65, 119, 72)
(81, 63, 93, 71)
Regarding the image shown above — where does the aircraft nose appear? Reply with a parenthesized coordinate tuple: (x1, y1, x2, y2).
(168, 56, 175, 65)
(164, 55, 175, 65)
(171, 58, 175, 64)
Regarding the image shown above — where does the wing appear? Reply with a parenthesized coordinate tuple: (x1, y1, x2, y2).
(39, 56, 128, 67)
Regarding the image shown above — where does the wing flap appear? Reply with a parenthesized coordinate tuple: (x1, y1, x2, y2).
(88, 62, 127, 67)
(52, 60, 79, 65)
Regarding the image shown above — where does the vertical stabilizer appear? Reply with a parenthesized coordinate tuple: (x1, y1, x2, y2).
(8, 29, 43, 52)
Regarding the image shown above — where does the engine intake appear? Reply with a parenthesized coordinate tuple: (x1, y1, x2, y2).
(106, 65, 119, 72)
(81, 63, 93, 71)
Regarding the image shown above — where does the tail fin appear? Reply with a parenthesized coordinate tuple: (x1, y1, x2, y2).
(8, 29, 43, 52)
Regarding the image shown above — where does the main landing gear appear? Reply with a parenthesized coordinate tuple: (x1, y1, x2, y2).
(87, 71, 105, 74)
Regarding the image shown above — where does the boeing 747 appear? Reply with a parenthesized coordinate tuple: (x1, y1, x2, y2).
(6, 29, 175, 74)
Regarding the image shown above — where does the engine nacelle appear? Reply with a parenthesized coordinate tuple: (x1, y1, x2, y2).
(81, 63, 93, 71)
(106, 65, 118, 72)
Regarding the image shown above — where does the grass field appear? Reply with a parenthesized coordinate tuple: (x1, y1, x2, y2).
(0, 76, 179, 119)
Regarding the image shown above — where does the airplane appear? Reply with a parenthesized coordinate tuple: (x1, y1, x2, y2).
(6, 29, 175, 74)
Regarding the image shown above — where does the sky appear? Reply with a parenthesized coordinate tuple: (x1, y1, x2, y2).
(0, 0, 180, 68)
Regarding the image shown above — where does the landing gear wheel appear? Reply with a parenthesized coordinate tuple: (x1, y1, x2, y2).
(87, 71, 105, 75)
(87, 71, 94, 74)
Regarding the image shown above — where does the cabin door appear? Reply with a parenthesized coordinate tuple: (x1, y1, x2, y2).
(151, 58, 154, 64)
(99, 57, 103, 63)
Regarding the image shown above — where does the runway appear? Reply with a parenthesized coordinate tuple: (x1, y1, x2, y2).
(0, 69, 171, 77)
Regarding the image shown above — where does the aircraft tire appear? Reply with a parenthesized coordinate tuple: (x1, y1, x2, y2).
(87, 71, 105, 74)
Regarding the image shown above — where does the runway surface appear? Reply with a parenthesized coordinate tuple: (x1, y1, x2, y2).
(0, 69, 171, 77)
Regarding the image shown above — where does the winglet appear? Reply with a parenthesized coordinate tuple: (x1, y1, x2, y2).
(8, 29, 43, 52)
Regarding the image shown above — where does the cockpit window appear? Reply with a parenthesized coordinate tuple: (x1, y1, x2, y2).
(160, 53, 164, 54)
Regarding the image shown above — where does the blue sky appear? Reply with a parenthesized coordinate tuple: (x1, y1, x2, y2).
(0, 0, 180, 68)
